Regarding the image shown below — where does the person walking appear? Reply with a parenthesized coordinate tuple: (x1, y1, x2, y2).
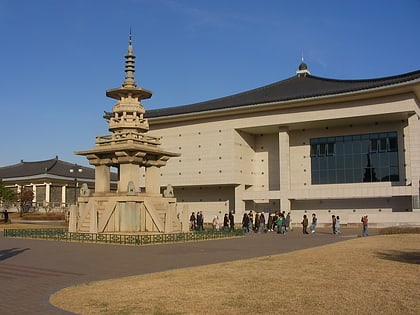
(310, 213, 317, 233)
(335, 216, 341, 235)
(223, 213, 230, 231)
(361, 215, 369, 236)
(301, 214, 309, 234)
(332, 215, 337, 234)
(258, 213, 266, 233)
(212, 215, 220, 230)
(229, 211, 235, 231)
(248, 211, 254, 232)
(242, 213, 250, 233)
(285, 212, 291, 232)
(197, 211, 204, 231)
(189, 212, 196, 231)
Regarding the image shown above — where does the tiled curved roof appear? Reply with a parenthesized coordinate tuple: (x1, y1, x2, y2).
(0, 157, 117, 181)
(145, 70, 420, 118)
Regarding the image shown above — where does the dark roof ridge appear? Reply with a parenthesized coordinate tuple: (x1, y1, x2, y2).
(307, 69, 420, 84)
(144, 69, 420, 119)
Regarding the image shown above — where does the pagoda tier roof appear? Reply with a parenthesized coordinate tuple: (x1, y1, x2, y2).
(145, 70, 420, 119)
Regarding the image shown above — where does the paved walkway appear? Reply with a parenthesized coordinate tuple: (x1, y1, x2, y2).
(0, 227, 372, 315)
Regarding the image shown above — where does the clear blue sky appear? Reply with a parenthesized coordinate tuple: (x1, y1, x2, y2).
(0, 0, 419, 167)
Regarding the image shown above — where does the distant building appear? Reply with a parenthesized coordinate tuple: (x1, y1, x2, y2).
(141, 63, 420, 226)
(0, 157, 117, 211)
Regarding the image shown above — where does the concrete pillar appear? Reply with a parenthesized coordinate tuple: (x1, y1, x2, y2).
(95, 164, 111, 193)
(145, 166, 161, 195)
(278, 128, 290, 193)
(119, 164, 140, 193)
(279, 128, 291, 214)
(234, 184, 246, 215)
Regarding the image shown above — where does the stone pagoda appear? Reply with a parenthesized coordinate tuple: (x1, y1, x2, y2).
(69, 33, 185, 234)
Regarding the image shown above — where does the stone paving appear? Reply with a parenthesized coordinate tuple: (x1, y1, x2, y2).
(0, 227, 371, 315)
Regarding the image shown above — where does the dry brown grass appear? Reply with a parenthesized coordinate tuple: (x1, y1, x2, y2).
(50, 234, 420, 315)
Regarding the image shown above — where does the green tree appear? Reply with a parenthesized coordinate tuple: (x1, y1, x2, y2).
(0, 180, 16, 203)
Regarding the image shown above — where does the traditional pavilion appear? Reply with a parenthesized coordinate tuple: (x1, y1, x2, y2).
(0, 157, 118, 211)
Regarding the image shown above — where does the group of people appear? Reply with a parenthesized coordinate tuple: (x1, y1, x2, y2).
(301, 213, 369, 236)
(241, 210, 291, 234)
(301, 213, 343, 235)
(190, 210, 370, 237)
(189, 211, 205, 231)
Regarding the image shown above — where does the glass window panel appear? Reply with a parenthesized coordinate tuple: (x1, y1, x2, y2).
(327, 156, 335, 169)
(319, 172, 328, 184)
(344, 155, 353, 169)
(354, 169, 363, 182)
(319, 158, 328, 170)
(361, 139, 370, 154)
(389, 152, 398, 167)
(344, 142, 353, 155)
(310, 131, 399, 185)
(345, 170, 354, 183)
(389, 167, 399, 181)
(335, 142, 344, 156)
(379, 138, 387, 152)
(354, 155, 363, 169)
(326, 143, 335, 156)
(336, 170, 346, 183)
(353, 141, 362, 154)
(336, 157, 345, 169)
(327, 170, 337, 184)
(389, 137, 398, 152)
(370, 139, 378, 153)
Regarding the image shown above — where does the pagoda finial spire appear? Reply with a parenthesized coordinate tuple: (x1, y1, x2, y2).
(122, 29, 137, 88)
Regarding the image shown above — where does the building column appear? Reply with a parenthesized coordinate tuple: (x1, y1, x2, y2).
(279, 128, 291, 213)
(405, 115, 420, 209)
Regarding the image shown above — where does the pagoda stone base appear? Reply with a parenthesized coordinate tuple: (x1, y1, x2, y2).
(69, 194, 188, 234)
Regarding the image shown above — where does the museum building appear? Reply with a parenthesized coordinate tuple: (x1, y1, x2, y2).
(141, 62, 420, 226)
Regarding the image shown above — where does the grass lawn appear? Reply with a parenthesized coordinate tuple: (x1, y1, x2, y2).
(50, 233, 420, 315)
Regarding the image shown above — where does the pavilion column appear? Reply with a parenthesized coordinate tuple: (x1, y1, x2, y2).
(45, 183, 51, 204)
(32, 184, 37, 203)
(61, 185, 67, 206)
(145, 166, 161, 195)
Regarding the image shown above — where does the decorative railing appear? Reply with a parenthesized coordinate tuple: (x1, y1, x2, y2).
(3, 228, 244, 246)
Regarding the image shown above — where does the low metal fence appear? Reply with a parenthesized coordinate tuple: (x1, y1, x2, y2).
(3, 228, 244, 246)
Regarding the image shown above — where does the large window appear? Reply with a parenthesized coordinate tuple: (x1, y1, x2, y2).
(310, 132, 399, 184)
